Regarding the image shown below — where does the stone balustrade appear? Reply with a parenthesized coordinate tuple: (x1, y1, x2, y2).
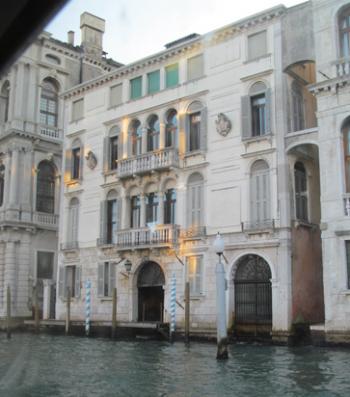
(33, 212, 59, 227)
(40, 125, 62, 140)
(335, 58, 350, 78)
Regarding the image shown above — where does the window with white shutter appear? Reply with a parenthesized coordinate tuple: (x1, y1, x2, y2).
(187, 54, 204, 81)
(98, 262, 115, 297)
(187, 256, 203, 295)
(67, 197, 79, 245)
(250, 160, 270, 227)
(247, 31, 267, 61)
(187, 173, 204, 230)
(294, 161, 308, 221)
(110, 83, 123, 107)
(72, 98, 84, 122)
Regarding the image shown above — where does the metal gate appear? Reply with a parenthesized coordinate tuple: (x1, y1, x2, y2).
(234, 255, 272, 334)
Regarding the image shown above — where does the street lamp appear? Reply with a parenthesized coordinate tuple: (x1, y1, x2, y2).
(124, 259, 132, 273)
(214, 232, 228, 360)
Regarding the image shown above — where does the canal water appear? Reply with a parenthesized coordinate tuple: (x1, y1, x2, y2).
(0, 334, 350, 396)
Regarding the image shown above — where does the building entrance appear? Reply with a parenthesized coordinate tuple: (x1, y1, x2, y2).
(137, 261, 165, 322)
(234, 255, 272, 336)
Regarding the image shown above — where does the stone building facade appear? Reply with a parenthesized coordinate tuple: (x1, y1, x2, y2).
(0, 13, 120, 320)
(57, 1, 333, 341)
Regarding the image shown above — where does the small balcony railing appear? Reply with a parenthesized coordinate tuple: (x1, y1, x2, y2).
(241, 219, 275, 233)
(335, 58, 350, 78)
(40, 125, 61, 140)
(33, 212, 59, 227)
(118, 148, 179, 178)
(343, 194, 350, 216)
(60, 241, 79, 251)
(115, 224, 180, 250)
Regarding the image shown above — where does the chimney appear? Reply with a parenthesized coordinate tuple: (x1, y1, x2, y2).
(80, 12, 105, 58)
(67, 30, 75, 46)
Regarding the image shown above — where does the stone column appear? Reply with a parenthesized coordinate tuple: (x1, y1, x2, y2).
(13, 63, 25, 129)
(4, 241, 16, 315)
(0, 243, 5, 315)
(21, 148, 33, 222)
(9, 148, 19, 208)
(3, 152, 11, 208)
(121, 194, 129, 229)
(140, 194, 146, 227)
(159, 123, 165, 150)
(42, 279, 53, 320)
(159, 67, 165, 91)
(141, 127, 147, 154)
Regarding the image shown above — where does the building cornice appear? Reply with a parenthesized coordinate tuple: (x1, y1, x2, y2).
(309, 76, 350, 96)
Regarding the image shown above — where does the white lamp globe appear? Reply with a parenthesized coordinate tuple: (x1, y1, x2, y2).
(213, 232, 225, 255)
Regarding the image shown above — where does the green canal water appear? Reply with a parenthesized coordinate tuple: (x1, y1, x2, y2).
(0, 334, 350, 397)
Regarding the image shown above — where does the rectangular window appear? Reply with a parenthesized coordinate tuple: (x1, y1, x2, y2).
(72, 98, 84, 121)
(130, 195, 141, 228)
(189, 112, 201, 151)
(346, 241, 350, 289)
(110, 136, 119, 170)
(187, 54, 204, 81)
(98, 262, 116, 297)
(107, 199, 118, 244)
(165, 63, 179, 88)
(147, 70, 160, 94)
(146, 193, 159, 224)
(72, 147, 80, 179)
(130, 76, 142, 100)
(110, 83, 123, 107)
(164, 189, 176, 224)
(37, 251, 54, 279)
(187, 256, 203, 295)
(65, 266, 76, 297)
(248, 31, 267, 61)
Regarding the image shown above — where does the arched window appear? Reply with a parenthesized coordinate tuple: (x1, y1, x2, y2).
(0, 81, 10, 123)
(71, 138, 82, 180)
(164, 188, 176, 224)
(294, 161, 308, 221)
(40, 78, 58, 127)
(343, 118, 350, 192)
(187, 173, 204, 230)
(68, 197, 79, 244)
(107, 190, 118, 244)
(291, 81, 304, 132)
(339, 6, 350, 58)
(165, 109, 178, 148)
(109, 126, 120, 170)
(147, 115, 159, 152)
(241, 82, 271, 139)
(250, 160, 270, 226)
(36, 161, 55, 213)
(187, 101, 206, 152)
(130, 195, 141, 228)
(130, 119, 142, 156)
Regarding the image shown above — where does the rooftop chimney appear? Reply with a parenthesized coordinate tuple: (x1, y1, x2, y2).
(67, 30, 75, 46)
(80, 12, 105, 58)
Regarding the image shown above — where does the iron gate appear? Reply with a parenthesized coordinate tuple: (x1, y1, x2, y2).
(234, 255, 272, 328)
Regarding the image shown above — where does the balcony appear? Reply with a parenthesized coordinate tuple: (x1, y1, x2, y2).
(343, 194, 350, 216)
(33, 212, 59, 228)
(39, 125, 62, 140)
(335, 58, 350, 78)
(241, 219, 275, 233)
(60, 241, 79, 251)
(118, 148, 179, 178)
(115, 224, 180, 250)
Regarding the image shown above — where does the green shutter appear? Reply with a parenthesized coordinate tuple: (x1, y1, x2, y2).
(165, 64, 179, 88)
(147, 70, 160, 94)
(130, 76, 142, 100)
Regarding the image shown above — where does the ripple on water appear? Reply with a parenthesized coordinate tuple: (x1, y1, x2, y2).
(0, 334, 350, 396)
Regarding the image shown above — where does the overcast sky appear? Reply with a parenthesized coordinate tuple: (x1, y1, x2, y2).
(47, 0, 302, 65)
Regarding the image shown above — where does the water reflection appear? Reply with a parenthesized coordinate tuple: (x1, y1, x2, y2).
(0, 335, 349, 396)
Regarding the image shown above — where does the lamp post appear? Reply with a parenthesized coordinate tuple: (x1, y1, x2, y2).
(214, 232, 228, 360)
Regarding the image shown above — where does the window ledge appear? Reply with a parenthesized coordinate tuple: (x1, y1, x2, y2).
(180, 294, 205, 301)
(244, 53, 271, 65)
(184, 75, 206, 85)
(184, 150, 205, 158)
(70, 117, 84, 124)
(103, 169, 118, 177)
(293, 220, 318, 229)
(99, 297, 113, 301)
(338, 290, 350, 296)
(108, 103, 123, 110)
(242, 133, 272, 144)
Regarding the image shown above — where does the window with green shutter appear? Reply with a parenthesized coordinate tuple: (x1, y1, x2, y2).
(130, 76, 142, 100)
(147, 70, 160, 94)
(165, 64, 179, 88)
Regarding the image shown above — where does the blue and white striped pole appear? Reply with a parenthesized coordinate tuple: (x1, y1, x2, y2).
(169, 273, 176, 342)
(85, 280, 91, 336)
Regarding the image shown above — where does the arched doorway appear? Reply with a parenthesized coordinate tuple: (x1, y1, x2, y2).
(137, 261, 165, 322)
(234, 254, 272, 336)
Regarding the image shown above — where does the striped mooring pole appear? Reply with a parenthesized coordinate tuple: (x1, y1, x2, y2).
(169, 272, 176, 343)
(85, 280, 91, 336)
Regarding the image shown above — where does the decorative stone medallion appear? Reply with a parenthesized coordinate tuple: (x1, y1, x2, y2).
(85, 150, 97, 170)
(215, 113, 232, 136)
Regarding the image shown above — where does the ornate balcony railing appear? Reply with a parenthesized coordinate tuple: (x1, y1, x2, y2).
(343, 194, 350, 216)
(335, 58, 350, 78)
(60, 241, 79, 251)
(241, 219, 275, 233)
(115, 224, 180, 250)
(40, 125, 61, 140)
(33, 212, 59, 227)
(118, 148, 179, 178)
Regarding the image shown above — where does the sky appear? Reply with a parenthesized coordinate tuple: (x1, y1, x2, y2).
(46, 0, 302, 65)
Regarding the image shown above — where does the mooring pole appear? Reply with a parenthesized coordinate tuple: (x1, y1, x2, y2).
(85, 280, 91, 337)
(169, 273, 176, 343)
(111, 287, 117, 338)
(65, 287, 71, 335)
(6, 285, 11, 339)
(216, 257, 228, 360)
(34, 283, 40, 333)
(184, 281, 190, 344)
